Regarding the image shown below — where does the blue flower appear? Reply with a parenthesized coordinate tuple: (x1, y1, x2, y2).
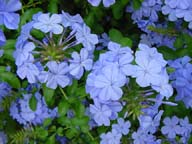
(0, 82, 11, 100)
(69, 48, 93, 79)
(132, 129, 160, 144)
(16, 22, 34, 48)
(74, 24, 98, 51)
(94, 64, 126, 101)
(133, 53, 162, 87)
(39, 61, 70, 89)
(100, 129, 122, 144)
(13, 42, 35, 66)
(61, 11, 83, 27)
(0, 0, 22, 29)
(139, 110, 163, 134)
(33, 13, 63, 34)
(10, 92, 57, 125)
(151, 69, 173, 98)
(17, 61, 39, 83)
(90, 100, 112, 126)
(169, 56, 192, 108)
(179, 117, 192, 138)
(112, 118, 131, 135)
(161, 116, 182, 139)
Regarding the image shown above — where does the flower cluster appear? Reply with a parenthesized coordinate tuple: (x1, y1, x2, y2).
(161, 116, 192, 143)
(14, 12, 98, 89)
(86, 41, 133, 126)
(131, 44, 173, 98)
(168, 56, 192, 108)
(100, 117, 131, 144)
(126, 0, 162, 32)
(162, 0, 192, 29)
(1, 0, 192, 143)
(10, 92, 57, 125)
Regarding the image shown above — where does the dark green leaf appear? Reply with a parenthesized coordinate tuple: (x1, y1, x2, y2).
(174, 37, 184, 49)
(112, 2, 124, 20)
(58, 100, 69, 116)
(29, 95, 37, 111)
(43, 84, 55, 106)
(66, 128, 78, 139)
(0, 72, 20, 88)
(48, 0, 58, 13)
(109, 28, 123, 42)
(46, 134, 55, 144)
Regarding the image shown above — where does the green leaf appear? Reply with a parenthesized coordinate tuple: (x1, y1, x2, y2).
(74, 102, 85, 117)
(0, 72, 20, 88)
(81, 125, 89, 133)
(119, 37, 132, 47)
(56, 127, 63, 136)
(35, 127, 48, 140)
(120, 0, 130, 5)
(29, 95, 37, 111)
(109, 28, 132, 47)
(3, 49, 14, 61)
(58, 100, 69, 116)
(57, 116, 71, 126)
(66, 128, 78, 139)
(157, 46, 178, 60)
(0, 66, 7, 72)
(109, 28, 123, 42)
(43, 84, 55, 106)
(174, 37, 184, 49)
(46, 134, 55, 144)
(43, 118, 52, 127)
(1, 39, 16, 49)
(133, 0, 142, 10)
(31, 29, 44, 39)
(71, 117, 89, 126)
(112, 2, 124, 20)
(66, 80, 78, 95)
(48, 0, 58, 13)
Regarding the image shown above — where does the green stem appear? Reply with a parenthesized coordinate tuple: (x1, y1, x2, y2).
(59, 87, 68, 100)
(87, 132, 94, 141)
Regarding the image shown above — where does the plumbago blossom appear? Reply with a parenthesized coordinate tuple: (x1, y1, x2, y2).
(162, 0, 192, 29)
(0, 0, 22, 29)
(14, 11, 98, 89)
(168, 56, 192, 108)
(87, 0, 116, 7)
(126, 0, 162, 32)
(131, 43, 173, 99)
(86, 41, 175, 143)
(0, 0, 22, 57)
(10, 92, 57, 125)
(161, 116, 192, 143)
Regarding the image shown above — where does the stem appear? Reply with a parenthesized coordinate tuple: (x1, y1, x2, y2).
(59, 87, 68, 100)
(62, 31, 76, 45)
(87, 132, 94, 141)
(62, 40, 77, 50)
(29, 36, 45, 48)
(58, 28, 66, 45)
